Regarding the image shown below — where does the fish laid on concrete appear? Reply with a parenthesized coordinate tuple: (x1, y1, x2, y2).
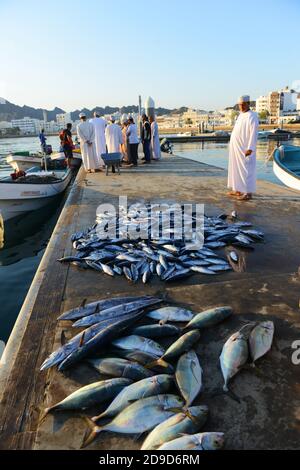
(184, 306, 233, 330)
(58, 296, 152, 321)
(87, 357, 153, 380)
(112, 335, 165, 358)
(58, 311, 145, 371)
(130, 324, 180, 339)
(157, 432, 225, 450)
(83, 394, 184, 447)
(249, 321, 274, 364)
(72, 297, 161, 328)
(92, 374, 173, 422)
(147, 306, 193, 324)
(175, 350, 203, 406)
(44, 378, 131, 415)
(220, 324, 254, 391)
(141, 405, 209, 450)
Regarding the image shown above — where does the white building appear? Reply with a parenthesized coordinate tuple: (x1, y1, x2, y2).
(256, 95, 268, 113)
(56, 112, 72, 129)
(11, 117, 41, 134)
(0, 121, 12, 130)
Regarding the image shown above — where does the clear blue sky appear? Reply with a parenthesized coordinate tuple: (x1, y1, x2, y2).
(1, 0, 300, 111)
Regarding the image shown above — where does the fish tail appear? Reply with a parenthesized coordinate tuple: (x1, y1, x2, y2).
(91, 412, 105, 422)
(38, 407, 53, 425)
(81, 417, 103, 448)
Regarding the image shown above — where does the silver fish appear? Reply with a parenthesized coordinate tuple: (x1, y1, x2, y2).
(131, 324, 180, 339)
(249, 321, 274, 364)
(87, 357, 153, 380)
(147, 306, 193, 324)
(158, 432, 225, 450)
(92, 375, 174, 421)
(84, 394, 184, 447)
(141, 405, 209, 450)
(112, 335, 165, 357)
(185, 306, 233, 330)
(175, 350, 203, 406)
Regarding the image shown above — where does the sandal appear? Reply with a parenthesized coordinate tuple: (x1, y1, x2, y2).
(227, 191, 241, 197)
(237, 194, 252, 201)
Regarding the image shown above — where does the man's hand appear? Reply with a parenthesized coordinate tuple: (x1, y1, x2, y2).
(245, 149, 252, 157)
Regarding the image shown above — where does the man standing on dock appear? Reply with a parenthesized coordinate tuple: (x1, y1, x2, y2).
(77, 112, 100, 173)
(105, 116, 123, 153)
(89, 112, 106, 168)
(141, 114, 151, 164)
(150, 116, 161, 161)
(227, 95, 259, 201)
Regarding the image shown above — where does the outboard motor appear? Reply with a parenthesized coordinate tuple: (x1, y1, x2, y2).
(160, 138, 173, 154)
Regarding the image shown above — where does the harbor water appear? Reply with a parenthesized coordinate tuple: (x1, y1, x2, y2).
(0, 135, 296, 345)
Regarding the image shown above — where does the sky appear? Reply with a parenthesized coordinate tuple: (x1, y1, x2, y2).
(1, 0, 300, 111)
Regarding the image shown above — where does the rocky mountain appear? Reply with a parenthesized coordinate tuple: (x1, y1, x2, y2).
(0, 98, 189, 122)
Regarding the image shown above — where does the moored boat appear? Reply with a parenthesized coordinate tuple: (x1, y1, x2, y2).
(6, 148, 82, 172)
(0, 166, 73, 221)
(273, 145, 300, 191)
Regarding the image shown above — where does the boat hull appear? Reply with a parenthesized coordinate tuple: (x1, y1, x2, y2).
(0, 170, 72, 221)
(273, 145, 300, 191)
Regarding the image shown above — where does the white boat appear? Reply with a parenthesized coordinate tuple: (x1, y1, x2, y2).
(6, 149, 82, 172)
(0, 167, 73, 221)
(273, 145, 300, 191)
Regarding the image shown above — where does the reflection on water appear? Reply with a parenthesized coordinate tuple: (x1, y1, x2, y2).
(174, 138, 300, 185)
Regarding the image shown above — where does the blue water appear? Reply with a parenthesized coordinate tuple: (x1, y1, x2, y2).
(173, 138, 300, 186)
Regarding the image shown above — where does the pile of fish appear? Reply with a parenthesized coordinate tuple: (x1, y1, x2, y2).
(58, 206, 264, 283)
(40, 294, 275, 450)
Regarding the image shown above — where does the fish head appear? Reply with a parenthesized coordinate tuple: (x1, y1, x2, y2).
(187, 405, 209, 421)
(201, 432, 225, 450)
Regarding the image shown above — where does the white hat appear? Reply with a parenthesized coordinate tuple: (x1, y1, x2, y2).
(238, 95, 250, 104)
(79, 112, 86, 118)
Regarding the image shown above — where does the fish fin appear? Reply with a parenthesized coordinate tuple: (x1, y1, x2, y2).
(81, 299, 87, 308)
(79, 331, 86, 347)
(60, 330, 67, 346)
(144, 358, 169, 370)
(81, 417, 102, 448)
(182, 409, 198, 425)
(95, 303, 100, 313)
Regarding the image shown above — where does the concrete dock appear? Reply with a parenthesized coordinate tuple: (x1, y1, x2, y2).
(0, 153, 300, 450)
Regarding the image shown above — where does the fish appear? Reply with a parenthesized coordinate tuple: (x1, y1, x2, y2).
(87, 357, 153, 380)
(58, 310, 146, 371)
(41, 320, 114, 371)
(43, 378, 131, 415)
(141, 405, 209, 450)
(72, 297, 161, 328)
(114, 350, 174, 374)
(130, 324, 180, 339)
(220, 323, 255, 391)
(228, 251, 239, 263)
(165, 269, 193, 282)
(161, 330, 201, 362)
(83, 394, 184, 447)
(147, 306, 193, 324)
(190, 266, 216, 275)
(100, 263, 115, 277)
(112, 335, 165, 358)
(184, 306, 233, 330)
(158, 432, 225, 450)
(123, 266, 133, 281)
(175, 350, 203, 406)
(58, 296, 147, 321)
(92, 375, 174, 422)
(249, 321, 274, 364)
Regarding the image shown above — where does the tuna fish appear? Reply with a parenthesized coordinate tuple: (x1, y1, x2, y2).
(141, 405, 209, 450)
(175, 350, 203, 406)
(158, 432, 225, 450)
(130, 324, 180, 339)
(92, 375, 174, 422)
(249, 321, 274, 364)
(44, 378, 131, 415)
(83, 394, 184, 447)
(87, 357, 153, 380)
(184, 306, 233, 330)
(147, 306, 193, 324)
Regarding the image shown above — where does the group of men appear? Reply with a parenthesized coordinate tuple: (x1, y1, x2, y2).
(73, 112, 161, 173)
(44, 94, 259, 201)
